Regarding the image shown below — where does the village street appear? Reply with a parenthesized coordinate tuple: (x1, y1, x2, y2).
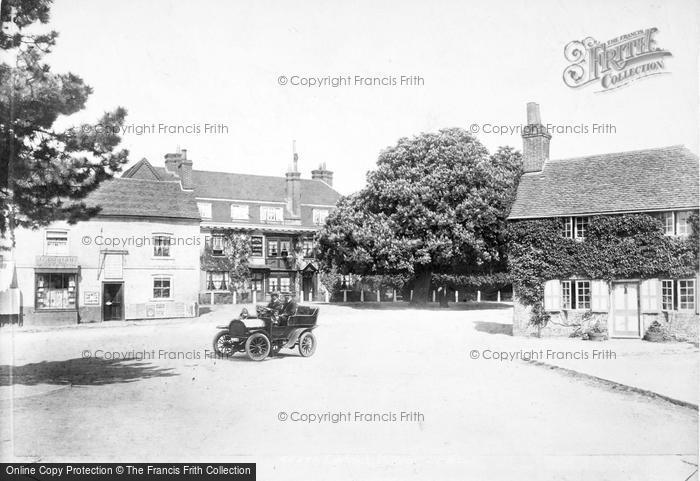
(0, 304, 697, 481)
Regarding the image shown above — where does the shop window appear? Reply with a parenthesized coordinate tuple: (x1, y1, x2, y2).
(35, 273, 76, 309)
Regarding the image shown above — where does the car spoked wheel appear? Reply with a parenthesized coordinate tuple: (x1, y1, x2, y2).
(213, 331, 235, 356)
(298, 332, 316, 357)
(245, 333, 271, 361)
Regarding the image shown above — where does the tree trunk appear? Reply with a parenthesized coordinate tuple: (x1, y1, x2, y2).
(438, 287, 450, 308)
(411, 270, 432, 304)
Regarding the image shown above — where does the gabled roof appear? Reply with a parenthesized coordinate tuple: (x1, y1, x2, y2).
(508, 145, 699, 219)
(189, 170, 340, 205)
(121, 158, 162, 181)
(86, 178, 200, 220)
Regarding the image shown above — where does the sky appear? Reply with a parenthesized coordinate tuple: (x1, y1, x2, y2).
(45, 0, 699, 196)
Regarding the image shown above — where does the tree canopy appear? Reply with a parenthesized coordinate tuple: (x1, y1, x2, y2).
(316, 127, 522, 303)
(1, 0, 129, 246)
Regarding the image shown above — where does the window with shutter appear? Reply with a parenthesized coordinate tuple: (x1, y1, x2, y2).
(543, 280, 561, 311)
(590, 280, 609, 312)
(639, 279, 659, 313)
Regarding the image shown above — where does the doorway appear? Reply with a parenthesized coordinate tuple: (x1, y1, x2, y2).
(103, 282, 124, 321)
(302, 273, 315, 302)
(611, 282, 640, 338)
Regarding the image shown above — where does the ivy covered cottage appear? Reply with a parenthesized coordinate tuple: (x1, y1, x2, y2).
(508, 103, 699, 340)
(123, 148, 340, 304)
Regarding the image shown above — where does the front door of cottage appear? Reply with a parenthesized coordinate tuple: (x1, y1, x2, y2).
(611, 282, 640, 338)
(102, 282, 124, 321)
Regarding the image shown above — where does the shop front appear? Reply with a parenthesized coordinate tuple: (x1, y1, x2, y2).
(31, 256, 80, 325)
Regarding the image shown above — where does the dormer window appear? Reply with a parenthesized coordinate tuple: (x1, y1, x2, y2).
(230, 204, 249, 221)
(313, 208, 329, 225)
(261, 206, 283, 223)
(198, 202, 212, 219)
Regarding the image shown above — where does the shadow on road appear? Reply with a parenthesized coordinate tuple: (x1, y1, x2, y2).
(0, 358, 177, 386)
(332, 302, 513, 311)
(473, 321, 513, 336)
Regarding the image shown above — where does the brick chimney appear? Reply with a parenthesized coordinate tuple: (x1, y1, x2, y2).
(163, 148, 193, 190)
(311, 162, 333, 187)
(285, 142, 302, 220)
(522, 102, 551, 173)
(177, 149, 193, 190)
(164, 152, 180, 174)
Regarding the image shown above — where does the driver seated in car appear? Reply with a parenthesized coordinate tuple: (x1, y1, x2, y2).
(266, 292, 283, 323)
(278, 292, 298, 326)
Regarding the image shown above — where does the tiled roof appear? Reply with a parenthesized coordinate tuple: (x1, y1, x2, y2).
(152, 166, 178, 181)
(121, 159, 163, 181)
(508, 145, 699, 219)
(86, 178, 200, 220)
(189, 170, 340, 205)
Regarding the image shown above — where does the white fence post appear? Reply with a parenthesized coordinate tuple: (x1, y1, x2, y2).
(477, 290, 481, 302)
(376, 290, 380, 302)
(410, 290, 413, 301)
(497, 290, 501, 302)
(252, 291, 257, 305)
(343, 290, 347, 303)
(432, 290, 436, 303)
(360, 290, 364, 302)
(455, 290, 458, 303)
(233, 291, 237, 304)
(325, 291, 330, 303)
(392, 289, 396, 302)
(210, 292, 214, 305)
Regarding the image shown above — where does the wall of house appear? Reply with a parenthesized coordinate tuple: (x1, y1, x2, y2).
(513, 281, 699, 341)
(14, 217, 200, 326)
(641, 312, 699, 343)
(198, 228, 322, 303)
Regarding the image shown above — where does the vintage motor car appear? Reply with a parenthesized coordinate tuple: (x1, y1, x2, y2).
(212, 305, 318, 361)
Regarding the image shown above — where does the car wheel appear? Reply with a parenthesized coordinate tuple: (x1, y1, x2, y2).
(298, 331, 316, 357)
(213, 330, 236, 356)
(245, 332, 271, 361)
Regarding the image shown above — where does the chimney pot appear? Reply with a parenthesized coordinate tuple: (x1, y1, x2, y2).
(311, 164, 334, 187)
(526, 102, 541, 125)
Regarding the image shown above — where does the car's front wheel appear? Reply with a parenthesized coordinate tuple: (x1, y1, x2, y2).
(245, 332, 271, 361)
(213, 330, 236, 356)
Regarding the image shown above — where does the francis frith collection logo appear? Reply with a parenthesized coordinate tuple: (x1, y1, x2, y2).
(563, 28, 672, 92)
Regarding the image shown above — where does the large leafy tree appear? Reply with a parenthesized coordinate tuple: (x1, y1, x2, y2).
(0, 0, 129, 247)
(316, 128, 522, 303)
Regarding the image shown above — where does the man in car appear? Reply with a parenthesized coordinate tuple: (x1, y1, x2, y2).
(278, 291, 298, 326)
(266, 292, 283, 322)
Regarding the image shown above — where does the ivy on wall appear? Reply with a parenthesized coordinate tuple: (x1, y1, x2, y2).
(200, 233, 252, 291)
(507, 212, 699, 326)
